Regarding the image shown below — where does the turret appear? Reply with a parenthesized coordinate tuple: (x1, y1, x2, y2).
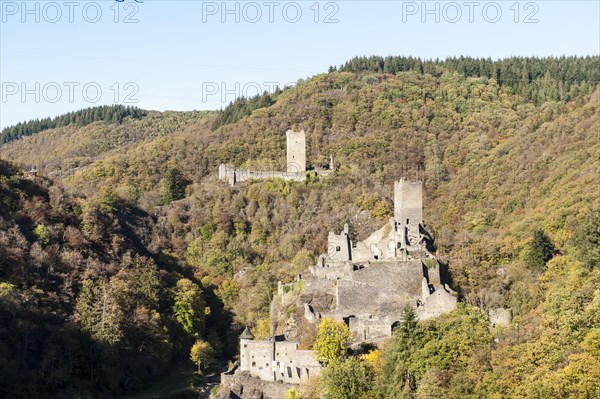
(239, 327, 254, 372)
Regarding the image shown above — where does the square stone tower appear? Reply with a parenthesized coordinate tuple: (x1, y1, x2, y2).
(394, 179, 423, 232)
(286, 129, 306, 173)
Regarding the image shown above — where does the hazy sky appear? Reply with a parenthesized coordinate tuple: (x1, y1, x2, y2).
(1, 0, 599, 129)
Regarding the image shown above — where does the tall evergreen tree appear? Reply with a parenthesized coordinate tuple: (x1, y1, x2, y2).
(377, 306, 424, 398)
(525, 230, 556, 271)
(160, 167, 188, 204)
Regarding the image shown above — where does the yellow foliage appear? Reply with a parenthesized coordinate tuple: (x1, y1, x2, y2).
(252, 318, 271, 340)
(581, 328, 600, 359)
(313, 318, 349, 363)
(189, 339, 215, 374)
(283, 387, 301, 399)
(362, 349, 384, 376)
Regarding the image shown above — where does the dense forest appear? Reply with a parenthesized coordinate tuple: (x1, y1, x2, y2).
(336, 55, 599, 104)
(0, 159, 235, 398)
(0, 105, 147, 144)
(211, 91, 278, 131)
(0, 56, 599, 398)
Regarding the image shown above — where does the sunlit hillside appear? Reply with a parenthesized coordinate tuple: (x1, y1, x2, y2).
(1, 56, 598, 398)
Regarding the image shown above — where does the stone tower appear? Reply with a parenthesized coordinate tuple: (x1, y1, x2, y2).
(286, 129, 306, 173)
(394, 179, 423, 233)
(239, 327, 255, 372)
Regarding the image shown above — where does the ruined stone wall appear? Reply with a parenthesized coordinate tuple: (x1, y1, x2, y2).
(301, 278, 336, 315)
(348, 316, 395, 341)
(249, 170, 305, 182)
(218, 164, 238, 186)
(327, 228, 352, 262)
(310, 262, 354, 280)
(273, 342, 320, 384)
(336, 279, 414, 317)
(329, 219, 406, 263)
(351, 261, 423, 295)
(423, 261, 442, 286)
(351, 224, 389, 261)
(489, 308, 513, 328)
(219, 167, 307, 186)
(242, 341, 275, 382)
(221, 371, 295, 399)
(302, 278, 336, 297)
(309, 260, 424, 321)
(417, 285, 458, 320)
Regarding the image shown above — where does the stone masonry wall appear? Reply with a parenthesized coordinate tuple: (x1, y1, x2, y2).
(221, 371, 295, 399)
(394, 179, 423, 233)
(286, 129, 306, 173)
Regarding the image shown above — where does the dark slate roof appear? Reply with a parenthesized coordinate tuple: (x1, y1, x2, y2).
(240, 327, 254, 340)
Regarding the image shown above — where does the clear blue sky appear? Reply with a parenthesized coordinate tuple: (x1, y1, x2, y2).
(1, 0, 599, 129)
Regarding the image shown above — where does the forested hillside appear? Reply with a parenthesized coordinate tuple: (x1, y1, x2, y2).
(0, 110, 211, 181)
(0, 105, 147, 144)
(0, 56, 599, 398)
(337, 55, 599, 104)
(0, 159, 236, 398)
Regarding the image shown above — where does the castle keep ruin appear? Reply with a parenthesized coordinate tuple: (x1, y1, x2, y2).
(286, 129, 306, 174)
(220, 179, 457, 398)
(218, 129, 334, 186)
(305, 179, 457, 341)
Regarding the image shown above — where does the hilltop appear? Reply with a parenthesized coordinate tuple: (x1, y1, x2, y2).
(0, 56, 599, 398)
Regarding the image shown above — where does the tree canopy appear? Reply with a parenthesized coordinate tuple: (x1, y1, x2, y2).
(0, 105, 146, 144)
(313, 318, 350, 363)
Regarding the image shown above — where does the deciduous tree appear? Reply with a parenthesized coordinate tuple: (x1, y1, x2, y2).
(313, 318, 349, 363)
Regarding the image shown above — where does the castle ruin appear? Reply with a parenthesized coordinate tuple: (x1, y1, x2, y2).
(220, 179, 458, 398)
(218, 129, 334, 186)
(286, 129, 306, 174)
(220, 325, 322, 399)
(304, 179, 457, 341)
(238, 328, 321, 384)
